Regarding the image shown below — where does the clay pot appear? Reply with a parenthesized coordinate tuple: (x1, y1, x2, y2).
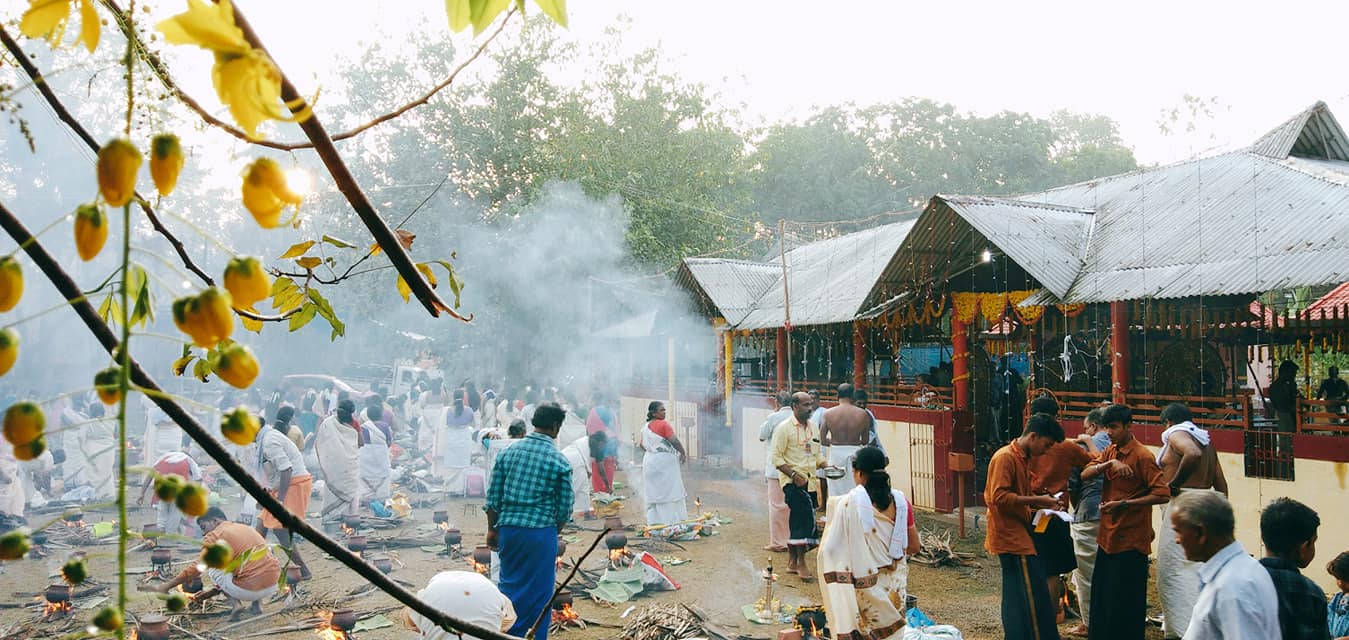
(137, 614, 170, 640)
(141, 524, 162, 536)
(30, 531, 47, 546)
(472, 545, 492, 567)
(777, 630, 802, 640)
(330, 608, 357, 631)
(552, 592, 574, 611)
(432, 510, 449, 524)
(151, 548, 172, 566)
(346, 535, 367, 553)
(343, 515, 361, 530)
(44, 584, 71, 603)
(603, 516, 623, 531)
(63, 511, 84, 523)
(184, 577, 203, 593)
(372, 556, 393, 574)
(286, 565, 304, 584)
(604, 530, 627, 551)
(443, 528, 462, 547)
(556, 536, 567, 557)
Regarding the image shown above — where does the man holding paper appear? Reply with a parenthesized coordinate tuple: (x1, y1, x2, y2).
(984, 413, 1066, 640)
(1080, 404, 1170, 640)
(1028, 413, 1097, 623)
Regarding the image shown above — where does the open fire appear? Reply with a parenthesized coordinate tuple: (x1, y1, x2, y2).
(316, 609, 357, 640)
(42, 584, 73, 618)
(551, 602, 584, 630)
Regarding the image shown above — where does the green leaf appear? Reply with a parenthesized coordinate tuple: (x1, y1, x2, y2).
(278, 241, 316, 259)
(470, 0, 511, 34)
(532, 0, 567, 27)
(433, 260, 466, 308)
(307, 289, 345, 341)
(192, 357, 212, 383)
(127, 265, 154, 329)
(288, 303, 318, 332)
(320, 235, 356, 249)
(445, 0, 471, 32)
(270, 277, 304, 312)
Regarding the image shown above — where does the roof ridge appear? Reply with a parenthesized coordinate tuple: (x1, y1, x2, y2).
(941, 194, 1096, 215)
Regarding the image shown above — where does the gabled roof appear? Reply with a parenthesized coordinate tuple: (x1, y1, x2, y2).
(1304, 282, 1349, 318)
(675, 258, 780, 326)
(1249, 101, 1349, 161)
(871, 101, 1349, 307)
(676, 219, 916, 330)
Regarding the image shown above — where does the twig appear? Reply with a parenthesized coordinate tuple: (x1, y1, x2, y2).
(229, 7, 470, 321)
(167, 622, 217, 640)
(527, 528, 611, 640)
(0, 201, 511, 640)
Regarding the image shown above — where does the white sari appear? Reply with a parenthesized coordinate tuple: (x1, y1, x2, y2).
(641, 421, 687, 525)
(315, 415, 360, 523)
(358, 416, 392, 504)
(818, 486, 911, 640)
(560, 436, 593, 517)
(81, 418, 117, 499)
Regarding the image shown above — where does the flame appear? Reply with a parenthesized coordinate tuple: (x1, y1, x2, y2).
(43, 600, 73, 617)
(608, 547, 632, 568)
(554, 603, 581, 624)
(437, 522, 450, 532)
(315, 611, 350, 640)
(128, 629, 138, 640)
(809, 619, 819, 638)
(340, 523, 355, 536)
(469, 559, 489, 574)
(64, 519, 86, 529)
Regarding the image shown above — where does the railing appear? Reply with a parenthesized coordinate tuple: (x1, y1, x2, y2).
(1033, 389, 1253, 430)
(732, 377, 953, 409)
(1298, 398, 1349, 434)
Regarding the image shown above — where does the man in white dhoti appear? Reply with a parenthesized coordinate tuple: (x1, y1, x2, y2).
(818, 447, 920, 640)
(315, 399, 361, 529)
(81, 403, 116, 499)
(358, 403, 393, 506)
(420, 383, 449, 472)
(1156, 403, 1227, 639)
(819, 384, 871, 500)
(141, 402, 182, 468)
(59, 398, 88, 489)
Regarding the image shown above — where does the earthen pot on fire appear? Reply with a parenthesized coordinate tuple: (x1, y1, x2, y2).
(151, 548, 173, 566)
(444, 527, 462, 547)
(556, 536, 567, 557)
(552, 592, 574, 610)
(343, 515, 362, 530)
(137, 614, 170, 640)
(286, 565, 304, 584)
(347, 535, 368, 553)
(44, 584, 71, 603)
(184, 576, 204, 593)
(605, 530, 628, 550)
(63, 511, 84, 523)
(472, 544, 492, 567)
(330, 608, 357, 631)
(432, 510, 449, 524)
(372, 556, 393, 574)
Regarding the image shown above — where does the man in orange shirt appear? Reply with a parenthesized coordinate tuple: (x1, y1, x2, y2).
(153, 507, 282, 619)
(1027, 398, 1098, 623)
(984, 414, 1066, 640)
(1079, 404, 1170, 640)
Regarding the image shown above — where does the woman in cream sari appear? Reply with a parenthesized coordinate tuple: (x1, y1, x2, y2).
(817, 447, 919, 640)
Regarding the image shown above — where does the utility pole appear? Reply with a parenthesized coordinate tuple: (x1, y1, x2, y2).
(779, 219, 793, 390)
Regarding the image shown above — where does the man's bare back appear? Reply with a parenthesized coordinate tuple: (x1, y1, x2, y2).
(1159, 430, 1227, 493)
(821, 403, 870, 446)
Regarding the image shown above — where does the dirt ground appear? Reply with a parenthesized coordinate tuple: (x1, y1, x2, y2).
(0, 464, 1166, 640)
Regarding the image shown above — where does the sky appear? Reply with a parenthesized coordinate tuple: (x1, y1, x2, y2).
(222, 0, 1349, 166)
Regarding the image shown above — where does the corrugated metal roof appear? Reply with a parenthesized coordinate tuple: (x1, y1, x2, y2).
(736, 220, 916, 330)
(941, 196, 1093, 298)
(676, 258, 780, 325)
(1304, 281, 1349, 317)
(869, 101, 1349, 307)
(1249, 101, 1349, 161)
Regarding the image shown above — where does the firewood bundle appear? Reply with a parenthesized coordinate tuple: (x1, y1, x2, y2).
(610, 604, 721, 640)
(910, 528, 975, 568)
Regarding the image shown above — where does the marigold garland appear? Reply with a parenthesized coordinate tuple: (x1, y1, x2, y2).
(1008, 290, 1044, 324)
(952, 293, 979, 324)
(980, 292, 1008, 323)
(1057, 303, 1086, 318)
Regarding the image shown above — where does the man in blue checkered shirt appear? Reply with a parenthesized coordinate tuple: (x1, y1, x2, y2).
(486, 402, 572, 640)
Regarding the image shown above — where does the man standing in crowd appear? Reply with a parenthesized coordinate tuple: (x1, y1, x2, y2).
(1026, 397, 1091, 624)
(1155, 402, 1228, 638)
(1318, 366, 1349, 420)
(772, 391, 827, 581)
(758, 392, 793, 553)
(1066, 407, 1110, 638)
(486, 402, 572, 640)
(1169, 490, 1279, 640)
(984, 413, 1065, 640)
(819, 383, 871, 498)
(1080, 403, 1170, 640)
(1258, 498, 1328, 640)
(255, 409, 314, 580)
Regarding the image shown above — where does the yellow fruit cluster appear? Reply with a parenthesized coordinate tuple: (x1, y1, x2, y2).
(2, 401, 45, 461)
(172, 287, 234, 348)
(241, 158, 303, 228)
(223, 257, 270, 309)
(220, 406, 260, 445)
(216, 343, 260, 389)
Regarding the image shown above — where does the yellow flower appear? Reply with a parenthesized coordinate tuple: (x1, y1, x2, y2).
(155, 0, 248, 54)
(241, 158, 302, 228)
(149, 134, 185, 197)
(96, 138, 142, 208)
(19, 0, 100, 53)
(223, 256, 270, 309)
(157, 0, 309, 140)
(0, 257, 22, 312)
(73, 203, 107, 261)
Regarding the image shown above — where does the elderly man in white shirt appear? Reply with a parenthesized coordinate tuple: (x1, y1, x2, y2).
(1168, 490, 1280, 640)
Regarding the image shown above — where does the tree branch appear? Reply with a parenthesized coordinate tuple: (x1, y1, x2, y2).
(0, 25, 298, 326)
(100, 0, 515, 152)
(0, 197, 508, 640)
(229, 6, 470, 321)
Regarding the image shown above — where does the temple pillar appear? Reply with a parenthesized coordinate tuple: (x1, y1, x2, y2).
(776, 327, 787, 392)
(952, 317, 970, 410)
(1111, 301, 1130, 403)
(852, 322, 866, 389)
